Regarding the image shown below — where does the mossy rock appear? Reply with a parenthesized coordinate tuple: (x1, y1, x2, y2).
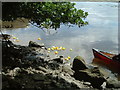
(72, 56, 88, 71)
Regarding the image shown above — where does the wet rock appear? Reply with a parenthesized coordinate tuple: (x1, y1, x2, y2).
(106, 79, 120, 88)
(2, 74, 22, 89)
(8, 78, 22, 88)
(83, 82, 91, 86)
(74, 67, 106, 88)
(29, 41, 44, 48)
(48, 62, 60, 70)
(72, 56, 88, 71)
(33, 73, 46, 81)
(101, 82, 106, 89)
(2, 75, 10, 88)
(59, 55, 64, 58)
(87, 64, 98, 69)
(2, 41, 94, 89)
(52, 57, 63, 64)
(8, 67, 21, 77)
(55, 72, 91, 89)
(61, 65, 74, 76)
(36, 66, 50, 73)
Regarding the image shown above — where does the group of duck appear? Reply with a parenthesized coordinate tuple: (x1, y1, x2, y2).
(1, 34, 72, 61)
(47, 46, 72, 61)
(11, 36, 42, 42)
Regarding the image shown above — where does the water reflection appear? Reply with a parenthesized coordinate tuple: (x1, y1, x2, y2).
(2, 2, 118, 64)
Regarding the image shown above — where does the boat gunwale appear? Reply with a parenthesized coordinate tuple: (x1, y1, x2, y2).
(92, 48, 120, 64)
(92, 48, 116, 61)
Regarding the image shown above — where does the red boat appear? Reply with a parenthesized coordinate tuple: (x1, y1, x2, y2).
(92, 48, 120, 73)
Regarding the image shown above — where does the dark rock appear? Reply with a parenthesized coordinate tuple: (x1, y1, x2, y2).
(53, 57, 63, 64)
(2, 74, 22, 89)
(33, 73, 46, 81)
(2, 40, 93, 89)
(2, 40, 14, 47)
(48, 62, 60, 70)
(106, 79, 120, 88)
(8, 79, 22, 88)
(2, 75, 10, 88)
(59, 55, 64, 58)
(29, 41, 44, 47)
(74, 67, 106, 88)
(72, 56, 88, 71)
(36, 66, 48, 73)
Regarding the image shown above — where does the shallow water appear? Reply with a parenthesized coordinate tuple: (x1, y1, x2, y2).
(2, 2, 119, 79)
(2, 2, 118, 62)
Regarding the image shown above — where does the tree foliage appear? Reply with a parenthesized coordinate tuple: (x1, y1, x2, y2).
(2, 2, 88, 30)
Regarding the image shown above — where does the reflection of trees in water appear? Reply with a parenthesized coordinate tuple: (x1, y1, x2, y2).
(30, 22, 58, 35)
(42, 28, 58, 35)
(2, 2, 88, 30)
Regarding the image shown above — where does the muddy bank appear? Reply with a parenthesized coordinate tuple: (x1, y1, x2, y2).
(1, 40, 120, 89)
(1, 18, 29, 29)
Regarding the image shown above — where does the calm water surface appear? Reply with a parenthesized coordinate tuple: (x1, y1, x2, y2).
(3, 2, 118, 65)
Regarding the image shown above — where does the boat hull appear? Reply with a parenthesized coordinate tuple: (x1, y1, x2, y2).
(92, 48, 120, 73)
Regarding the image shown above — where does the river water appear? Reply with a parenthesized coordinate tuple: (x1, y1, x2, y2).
(2, 2, 119, 79)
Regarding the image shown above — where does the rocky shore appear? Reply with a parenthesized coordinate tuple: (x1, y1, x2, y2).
(2, 40, 120, 89)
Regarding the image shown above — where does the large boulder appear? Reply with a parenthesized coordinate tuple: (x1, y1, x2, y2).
(72, 56, 88, 71)
(29, 41, 44, 48)
(74, 67, 106, 88)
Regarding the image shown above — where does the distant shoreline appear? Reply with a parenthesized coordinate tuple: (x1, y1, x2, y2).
(1, 0, 119, 2)
(1, 18, 29, 29)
